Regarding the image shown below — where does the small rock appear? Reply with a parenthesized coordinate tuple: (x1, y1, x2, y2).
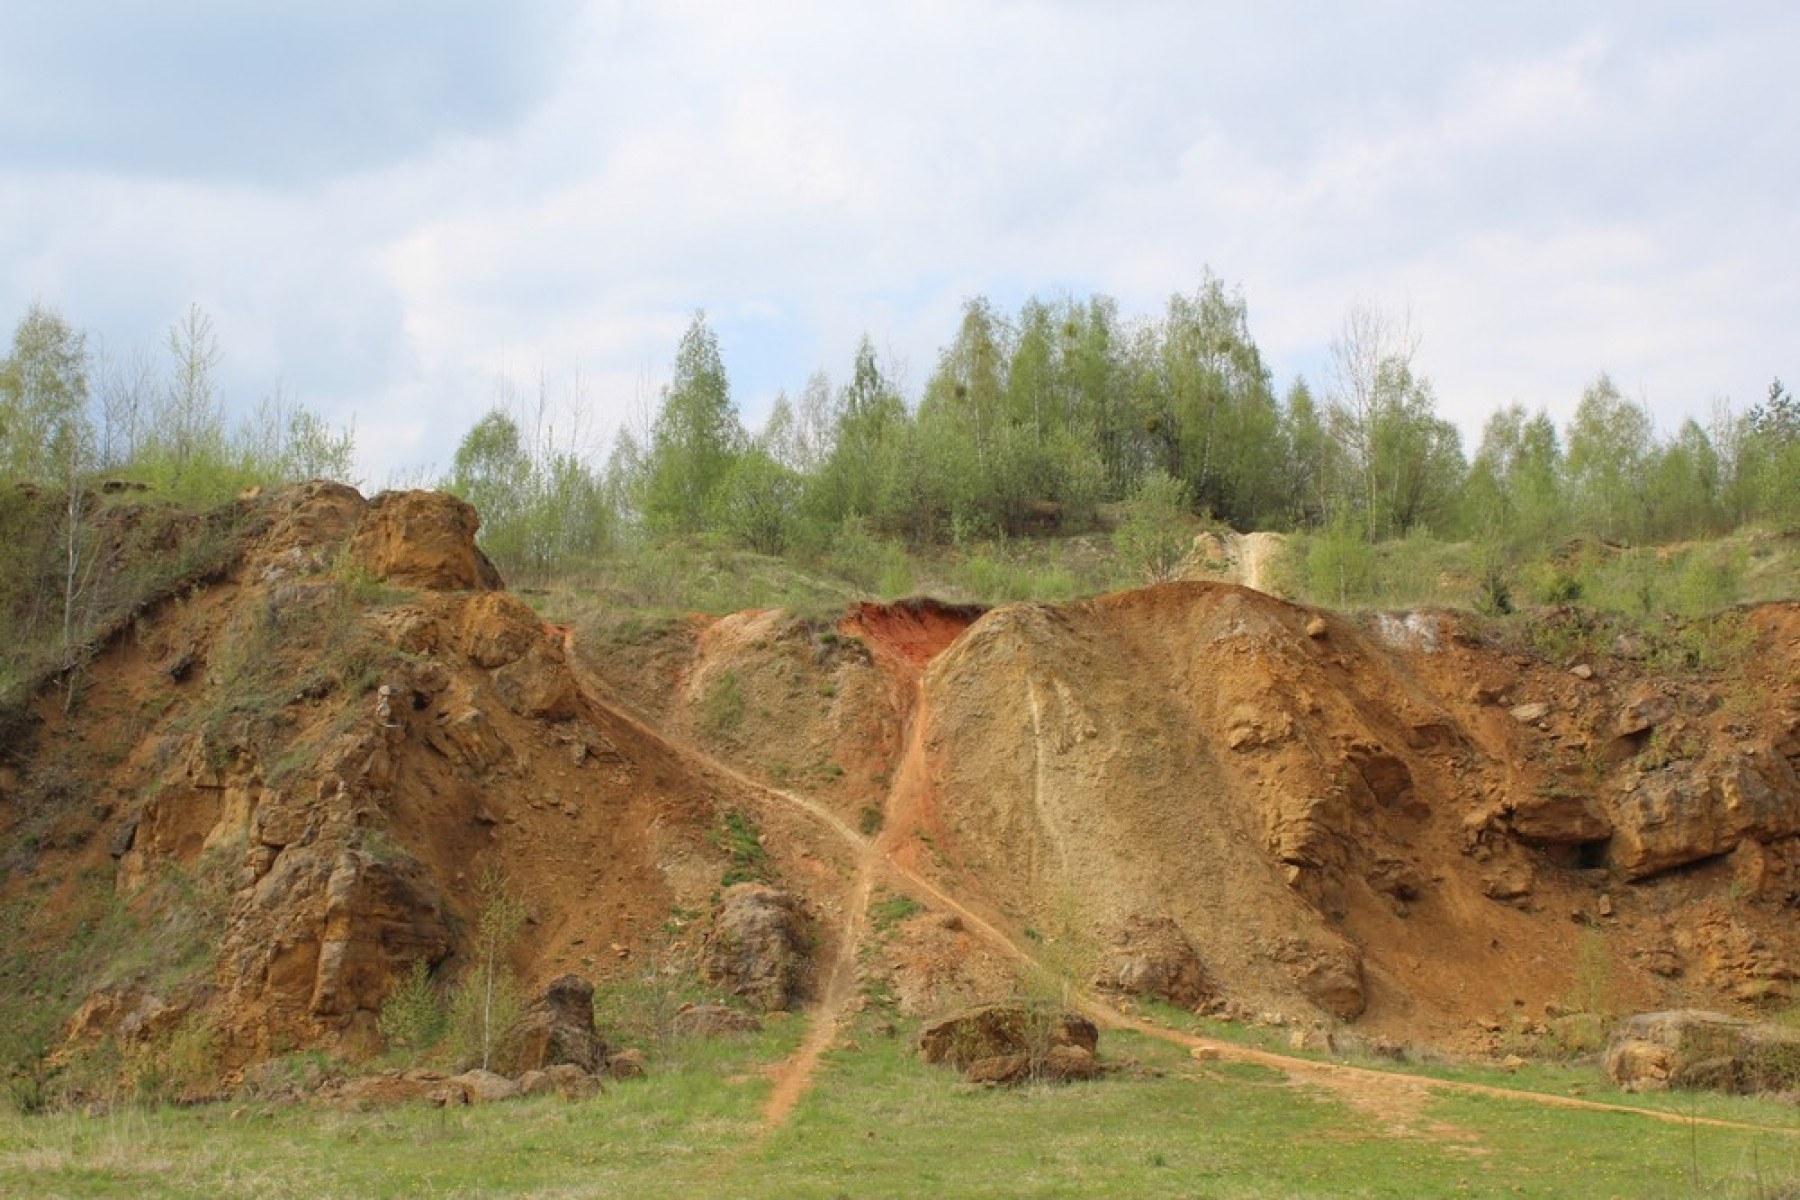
(544, 1063, 603, 1099)
(966, 1054, 1032, 1085)
(1500, 1054, 1526, 1073)
(445, 1069, 519, 1105)
(1304, 617, 1329, 639)
(1569, 663, 1594, 680)
(1042, 1044, 1102, 1081)
(1598, 894, 1614, 918)
(608, 1049, 648, 1080)
(670, 1004, 762, 1038)
(1509, 702, 1551, 724)
(1189, 1046, 1221, 1062)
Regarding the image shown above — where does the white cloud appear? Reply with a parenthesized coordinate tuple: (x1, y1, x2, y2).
(0, 3, 1794, 481)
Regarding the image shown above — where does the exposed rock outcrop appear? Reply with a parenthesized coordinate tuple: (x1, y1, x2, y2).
(515, 974, 608, 1074)
(1091, 915, 1214, 1009)
(1608, 753, 1800, 879)
(350, 490, 502, 591)
(700, 884, 811, 1012)
(1604, 1010, 1800, 1094)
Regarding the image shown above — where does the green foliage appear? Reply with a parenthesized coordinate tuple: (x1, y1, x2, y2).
(699, 670, 746, 741)
(444, 397, 616, 581)
(1303, 513, 1377, 605)
(644, 311, 744, 534)
(722, 446, 802, 556)
(377, 959, 447, 1056)
(1114, 469, 1192, 583)
(1565, 373, 1654, 544)
(447, 871, 529, 1074)
(714, 809, 771, 888)
(0, 303, 90, 483)
(867, 891, 923, 931)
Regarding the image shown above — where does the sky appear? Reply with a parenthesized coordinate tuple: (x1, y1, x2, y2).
(2, 1, 1795, 485)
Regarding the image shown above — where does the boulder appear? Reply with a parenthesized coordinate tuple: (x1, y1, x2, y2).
(1615, 687, 1674, 738)
(918, 1003, 1099, 1084)
(454, 592, 543, 669)
(516, 1064, 602, 1100)
(1041, 1044, 1103, 1082)
(515, 974, 608, 1074)
(1480, 855, 1536, 902)
(327, 1069, 447, 1109)
(492, 641, 582, 721)
(608, 1049, 649, 1080)
(700, 884, 811, 1011)
(1091, 915, 1213, 1009)
(308, 850, 452, 1019)
(1604, 1010, 1800, 1094)
(444, 1068, 520, 1105)
(350, 490, 502, 591)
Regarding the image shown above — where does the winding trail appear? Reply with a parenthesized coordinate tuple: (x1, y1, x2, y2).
(561, 628, 1798, 1142)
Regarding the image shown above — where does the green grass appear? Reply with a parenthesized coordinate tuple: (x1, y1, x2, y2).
(3, 1017, 1795, 1197)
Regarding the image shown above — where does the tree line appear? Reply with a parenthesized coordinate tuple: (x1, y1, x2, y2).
(0, 302, 355, 689)
(3, 280, 1795, 597)
(446, 276, 1798, 580)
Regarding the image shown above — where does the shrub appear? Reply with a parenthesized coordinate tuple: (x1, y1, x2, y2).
(378, 959, 446, 1056)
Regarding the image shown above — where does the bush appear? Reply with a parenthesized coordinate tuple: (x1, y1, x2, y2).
(1114, 470, 1192, 584)
(378, 959, 446, 1056)
(444, 873, 528, 1073)
(1302, 516, 1375, 605)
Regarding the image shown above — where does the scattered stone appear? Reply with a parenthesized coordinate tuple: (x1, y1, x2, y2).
(1189, 1046, 1221, 1062)
(1509, 702, 1551, 724)
(1569, 663, 1594, 681)
(670, 1004, 762, 1038)
(1304, 616, 1329, 639)
(1597, 894, 1614, 918)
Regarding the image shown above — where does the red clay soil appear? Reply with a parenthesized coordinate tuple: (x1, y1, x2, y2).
(840, 599, 983, 676)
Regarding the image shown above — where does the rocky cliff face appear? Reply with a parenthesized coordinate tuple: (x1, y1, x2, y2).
(4, 485, 1797, 1095)
(2, 484, 746, 1082)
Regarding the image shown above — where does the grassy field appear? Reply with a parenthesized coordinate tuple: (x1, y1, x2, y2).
(3, 1015, 1795, 1199)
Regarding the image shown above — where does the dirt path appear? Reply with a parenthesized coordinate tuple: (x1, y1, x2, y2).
(563, 630, 1798, 1142)
(760, 847, 876, 1126)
